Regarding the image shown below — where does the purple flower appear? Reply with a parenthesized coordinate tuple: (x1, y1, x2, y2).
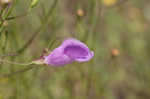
(44, 38, 94, 66)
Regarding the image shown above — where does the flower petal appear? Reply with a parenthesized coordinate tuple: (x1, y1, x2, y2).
(64, 45, 88, 59)
(75, 51, 94, 62)
(44, 47, 73, 66)
(62, 38, 94, 61)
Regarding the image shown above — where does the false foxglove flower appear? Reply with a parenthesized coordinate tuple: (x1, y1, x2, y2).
(44, 38, 94, 66)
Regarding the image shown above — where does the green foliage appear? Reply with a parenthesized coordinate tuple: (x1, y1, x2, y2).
(30, 0, 39, 8)
(0, 0, 150, 99)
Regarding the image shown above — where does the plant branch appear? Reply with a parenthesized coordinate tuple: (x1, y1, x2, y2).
(17, 0, 58, 54)
(0, 65, 37, 78)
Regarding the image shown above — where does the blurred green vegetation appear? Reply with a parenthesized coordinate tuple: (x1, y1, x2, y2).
(0, 0, 150, 99)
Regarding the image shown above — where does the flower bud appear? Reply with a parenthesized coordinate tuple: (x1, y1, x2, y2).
(0, 0, 11, 5)
(77, 9, 84, 17)
(3, 20, 8, 27)
(111, 48, 119, 57)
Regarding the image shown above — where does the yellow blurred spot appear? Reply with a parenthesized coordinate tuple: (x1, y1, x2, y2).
(102, 0, 117, 6)
(0, 94, 3, 99)
(0, 77, 8, 83)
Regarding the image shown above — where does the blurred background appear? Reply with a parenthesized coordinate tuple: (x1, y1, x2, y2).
(0, 0, 150, 99)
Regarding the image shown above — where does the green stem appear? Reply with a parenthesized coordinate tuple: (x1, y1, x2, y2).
(17, 0, 58, 53)
(0, 0, 18, 37)
(0, 65, 37, 78)
(0, 59, 33, 65)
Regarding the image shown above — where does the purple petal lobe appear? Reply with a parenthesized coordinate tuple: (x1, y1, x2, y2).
(62, 38, 94, 62)
(64, 45, 88, 59)
(44, 48, 73, 66)
(75, 51, 94, 62)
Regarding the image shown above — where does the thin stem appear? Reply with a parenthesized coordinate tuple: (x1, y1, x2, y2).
(0, 53, 18, 57)
(47, 37, 63, 49)
(0, 0, 17, 36)
(5, 12, 28, 20)
(0, 59, 32, 65)
(0, 7, 5, 16)
(0, 65, 37, 78)
(17, 0, 58, 54)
